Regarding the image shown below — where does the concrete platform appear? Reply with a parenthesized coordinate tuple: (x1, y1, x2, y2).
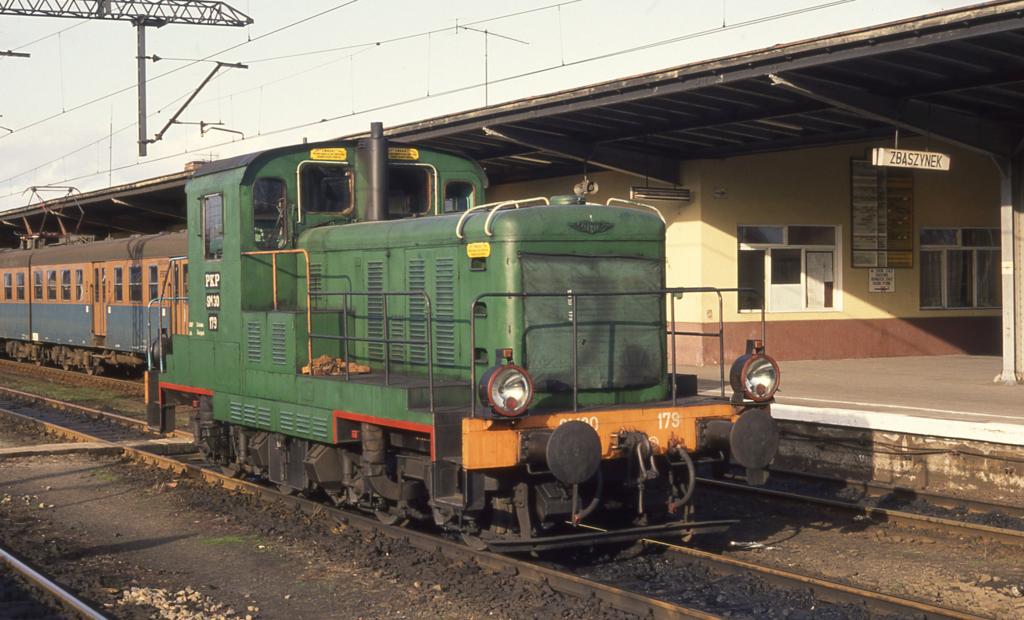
(690, 355, 1024, 446)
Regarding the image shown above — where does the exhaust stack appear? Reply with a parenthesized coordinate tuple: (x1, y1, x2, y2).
(363, 121, 388, 222)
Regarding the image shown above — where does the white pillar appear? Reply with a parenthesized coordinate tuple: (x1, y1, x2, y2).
(999, 159, 1021, 384)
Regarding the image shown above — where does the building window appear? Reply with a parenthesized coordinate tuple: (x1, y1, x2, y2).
(129, 266, 143, 303)
(920, 228, 999, 309)
(60, 270, 71, 300)
(148, 265, 159, 301)
(203, 194, 224, 260)
(444, 181, 475, 213)
(75, 269, 84, 301)
(253, 177, 288, 250)
(2, 273, 10, 300)
(738, 225, 839, 313)
(16, 272, 25, 301)
(47, 270, 57, 300)
(114, 267, 124, 302)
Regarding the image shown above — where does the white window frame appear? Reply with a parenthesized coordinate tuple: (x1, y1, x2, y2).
(738, 224, 843, 314)
(919, 227, 999, 310)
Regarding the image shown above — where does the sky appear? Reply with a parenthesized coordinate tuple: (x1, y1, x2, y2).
(0, 0, 989, 212)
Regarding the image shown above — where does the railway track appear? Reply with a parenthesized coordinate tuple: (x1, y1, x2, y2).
(0, 358, 143, 398)
(699, 477, 1024, 547)
(0, 543, 106, 620)
(0, 387, 998, 619)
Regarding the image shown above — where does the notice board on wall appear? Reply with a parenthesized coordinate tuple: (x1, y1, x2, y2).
(850, 159, 914, 268)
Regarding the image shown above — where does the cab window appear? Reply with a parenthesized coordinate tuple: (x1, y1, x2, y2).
(203, 194, 224, 260)
(444, 181, 475, 213)
(388, 166, 431, 219)
(253, 178, 288, 250)
(299, 163, 353, 217)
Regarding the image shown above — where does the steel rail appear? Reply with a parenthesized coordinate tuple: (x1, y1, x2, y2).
(0, 405, 717, 620)
(763, 468, 1024, 519)
(0, 544, 107, 620)
(699, 477, 1024, 548)
(575, 523, 983, 620)
(0, 383, 191, 440)
(0, 358, 143, 397)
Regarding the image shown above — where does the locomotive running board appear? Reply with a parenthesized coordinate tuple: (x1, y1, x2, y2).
(484, 519, 737, 553)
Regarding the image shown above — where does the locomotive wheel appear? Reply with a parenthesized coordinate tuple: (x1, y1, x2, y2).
(460, 532, 488, 551)
(374, 509, 408, 527)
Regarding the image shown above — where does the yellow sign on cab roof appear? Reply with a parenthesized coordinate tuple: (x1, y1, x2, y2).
(388, 147, 420, 161)
(310, 147, 348, 161)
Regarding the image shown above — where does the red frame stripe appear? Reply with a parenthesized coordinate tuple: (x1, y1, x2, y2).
(159, 382, 214, 397)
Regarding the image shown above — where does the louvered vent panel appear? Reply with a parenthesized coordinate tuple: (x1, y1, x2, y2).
(271, 323, 288, 365)
(434, 257, 456, 366)
(407, 259, 428, 365)
(309, 263, 323, 309)
(366, 261, 385, 361)
(246, 321, 262, 363)
(280, 409, 295, 433)
(228, 402, 244, 424)
(257, 405, 272, 427)
(242, 404, 258, 426)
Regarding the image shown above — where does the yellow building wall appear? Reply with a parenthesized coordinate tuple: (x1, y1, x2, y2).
(485, 138, 1001, 328)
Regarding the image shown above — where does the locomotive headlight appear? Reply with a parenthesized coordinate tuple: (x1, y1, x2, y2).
(729, 340, 780, 403)
(479, 364, 534, 417)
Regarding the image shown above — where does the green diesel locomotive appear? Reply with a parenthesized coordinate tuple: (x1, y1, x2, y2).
(154, 123, 780, 551)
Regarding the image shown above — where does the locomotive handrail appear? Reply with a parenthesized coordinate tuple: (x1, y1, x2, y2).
(241, 249, 314, 376)
(308, 289, 436, 414)
(145, 295, 188, 372)
(468, 287, 765, 415)
(455, 196, 549, 240)
(605, 198, 666, 225)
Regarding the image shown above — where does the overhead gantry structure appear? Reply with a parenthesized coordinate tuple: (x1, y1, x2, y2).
(0, 1, 252, 156)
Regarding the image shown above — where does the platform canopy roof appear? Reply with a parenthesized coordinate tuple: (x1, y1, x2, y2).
(377, 0, 1024, 186)
(0, 171, 189, 247)
(6, 0, 1024, 246)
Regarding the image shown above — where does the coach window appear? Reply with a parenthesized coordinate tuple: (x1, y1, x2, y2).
(387, 166, 432, 219)
(203, 194, 224, 260)
(148, 265, 159, 301)
(75, 269, 84, 301)
(114, 267, 124, 302)
(2, 273, 10, 300)
(298, 163, 353, 219)
(17, 273, 26, 301)
(47, 270, 57, 300)
(253, 178, 288, 250)
(61, 270, 71, 300)
(129, 266, 143, 303)
(33, 271, 42, 300)
(443, 181, 475, 213)
(737, 225, 839, 313)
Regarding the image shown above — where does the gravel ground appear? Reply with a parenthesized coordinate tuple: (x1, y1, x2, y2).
(691, 485, 1024, 619)
(0, 448, 628, 620)
(0, 412, 68, 449)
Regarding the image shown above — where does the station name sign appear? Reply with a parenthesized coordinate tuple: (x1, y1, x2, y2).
(871, 147, 950, 171)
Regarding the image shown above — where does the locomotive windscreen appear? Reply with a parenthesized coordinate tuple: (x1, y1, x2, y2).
(521, 253, 664, 392)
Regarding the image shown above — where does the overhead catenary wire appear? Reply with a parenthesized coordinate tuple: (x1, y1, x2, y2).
(1, 0, 859, 204)
(0, 0, 363, 142)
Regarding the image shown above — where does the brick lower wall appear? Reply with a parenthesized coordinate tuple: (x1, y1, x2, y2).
(671, 315, 1001, 366)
